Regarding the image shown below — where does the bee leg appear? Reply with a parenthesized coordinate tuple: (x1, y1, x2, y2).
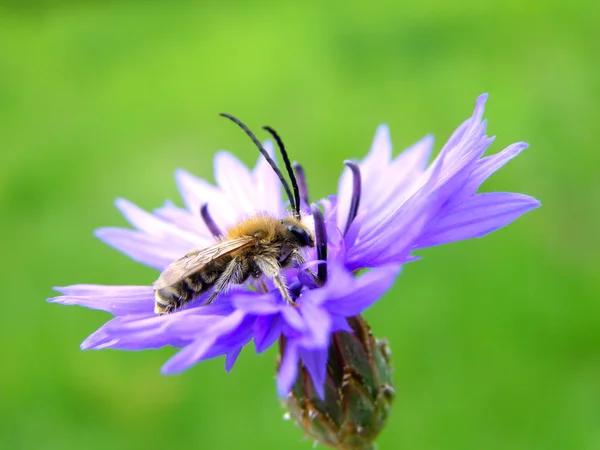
(284, 251, 321, 287)
(204, 257, 250, 305)
(254, 256, 296, 306)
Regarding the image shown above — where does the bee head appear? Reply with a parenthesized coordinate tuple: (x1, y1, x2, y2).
(280, 217, 314, 248)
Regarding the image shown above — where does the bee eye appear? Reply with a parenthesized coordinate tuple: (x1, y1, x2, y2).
(287, 225, 314, 247)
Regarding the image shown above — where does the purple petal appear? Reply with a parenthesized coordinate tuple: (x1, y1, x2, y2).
(298, 301, 331, 348)
(254, 314, 283, 353)
(451, 142, 529, 205)
(225, 346, 243, 372)
(299, 347, 329, 400)
(153, 200, 214, 241)
(324, 264, 401, 316)
(232, 292, 283, 314)
(337, 125, 391, 231)
(161, 309, 248, 373)
(49, 285, 154, 315)
(349, 173, 445, 267)
(330, 315, 352, 333)
(392, 134, 433, 174)
(175, 169, 238, 226)
(359, 134, 434, 228)
(277, 340, 299, 396)
(430, 134, 495, 194)
(214, 151, 256, 215)
(115, 198, 201, 244)
(80, 314, 192, 350)
(346, 94, 500, 269)
(104, 307, 231, 342)
(95, 227, 192, 270)
(416, 192, 541, 248)
(281, 306, 307, 332)
(253, 141, 284, 216)
(54, 284, 151, 296)
(81, 322, 117, 349)
(175, 169, 220, 212)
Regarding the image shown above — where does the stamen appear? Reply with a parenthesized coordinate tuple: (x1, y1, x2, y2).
(343, 161, 362, 236)
(292, 162, 310, 207)
(200, 203, 223, 238)
(310, 204, 328, 284)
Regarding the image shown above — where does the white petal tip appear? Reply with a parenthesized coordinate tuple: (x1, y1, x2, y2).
(114, 197, 132, 210)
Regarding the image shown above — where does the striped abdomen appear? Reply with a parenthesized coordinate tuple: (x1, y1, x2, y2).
(154, 271, 217, 314)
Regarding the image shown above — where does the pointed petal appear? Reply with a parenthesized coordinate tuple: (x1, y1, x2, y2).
(281, 306, 307, 332)
(277, 340, 299, 396)
(331, 315, 352, 333)
(298, 301, 331, 348)
(452, 142, 529, 204)
(94, 227, 189, 270)
(416, 192, 541, 248)
(362, 125, 393, 178)
(299, 347, 329, 400)
(253, 141, 284, 216)
(175, 169, 238, 226)
(337, 125, 391, 230)
(254, 314, 283, 353)
(175, 169, 219, 211)
(232, 292, 282, 314)
(161, 309, 248, 373)
(225, 346, 243, 372)
(214, 151, 256, 215)
(54, 284, 151, 296)
(153, 200, 214, 241)
(324, 264, 401, 316)
(49, 285, 154, 315)
(80, 314, 190, 350)
(115, 198, 200, 244)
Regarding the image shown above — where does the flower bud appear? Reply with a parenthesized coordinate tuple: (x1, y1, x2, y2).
(281, 315, 395, 449)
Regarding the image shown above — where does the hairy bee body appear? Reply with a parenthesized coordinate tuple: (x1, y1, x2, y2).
(154, 214, 314, 314)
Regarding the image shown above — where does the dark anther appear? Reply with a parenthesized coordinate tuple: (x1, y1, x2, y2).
(200, 203, 223, 238)
(343, 161, 362, 236)
(292, 162, 310, 207)
(310, 203, 328, 284)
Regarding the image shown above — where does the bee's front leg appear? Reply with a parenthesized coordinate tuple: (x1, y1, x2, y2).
(285, 250, 322, 287)
(254, 256, 296, 306)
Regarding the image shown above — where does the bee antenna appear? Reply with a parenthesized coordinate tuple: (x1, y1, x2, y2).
(262, 126, 301, 220)
(219, 113, 297, 216)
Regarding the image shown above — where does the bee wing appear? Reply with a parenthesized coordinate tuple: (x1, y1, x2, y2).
(153, 237, 254, 289)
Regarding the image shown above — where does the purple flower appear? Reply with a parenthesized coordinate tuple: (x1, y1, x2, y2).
(49, 94, 539, 397)
(333, 93, 540, 270)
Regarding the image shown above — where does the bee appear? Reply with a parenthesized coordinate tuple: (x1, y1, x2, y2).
(153, 114, 315, 315)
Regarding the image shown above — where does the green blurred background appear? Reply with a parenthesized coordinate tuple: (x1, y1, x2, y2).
(1, 1, 598, 449)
